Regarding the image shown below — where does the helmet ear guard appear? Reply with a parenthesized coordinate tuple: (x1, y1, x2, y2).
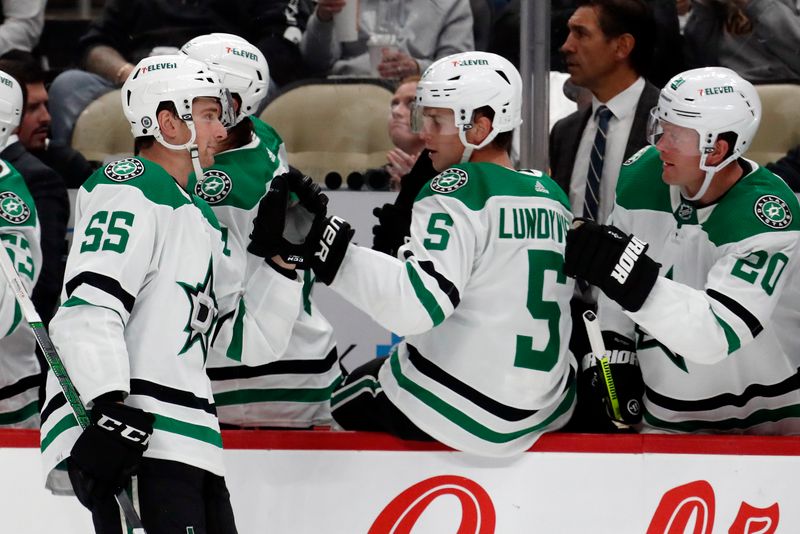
(652, 67, 761, 200)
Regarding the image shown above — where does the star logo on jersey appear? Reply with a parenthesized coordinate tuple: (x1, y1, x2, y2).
(104, 158, 145, 182)
(177, 260, 219, 361)
(754, 195, 792, 229)
(430, 168, 468, 194)
(0, 191, 30, 224)
(195, 170, 233, 204)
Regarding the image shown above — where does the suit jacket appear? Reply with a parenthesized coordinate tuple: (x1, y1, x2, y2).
(549, 81, 661, 196)
(0, 142, 69, 325)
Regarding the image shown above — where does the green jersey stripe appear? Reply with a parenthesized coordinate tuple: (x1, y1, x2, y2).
(152, 414, 223, 448)
(405, 263, 445, 326)
(389, 352, 575, 443)
(0, 400, 38, 425)
(712, 310, 741, 354)
(644, 403, 800, 432)
(41, 412, 78, 451)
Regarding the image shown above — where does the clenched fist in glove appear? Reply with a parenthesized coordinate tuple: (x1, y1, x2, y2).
(248, 172, 328, 270)
(581, 331, 644, 426)
(307, 215, 354, 285)
(68, 397, 154, 509)
(372, 203, 411, 257)
(564, 218, 661, 312)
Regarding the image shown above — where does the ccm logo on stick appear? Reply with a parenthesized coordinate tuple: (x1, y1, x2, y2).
(611, 236, 647, 284)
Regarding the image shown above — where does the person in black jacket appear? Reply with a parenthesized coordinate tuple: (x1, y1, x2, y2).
(767, 146, 800, 194)
(0, 53, 74, 326)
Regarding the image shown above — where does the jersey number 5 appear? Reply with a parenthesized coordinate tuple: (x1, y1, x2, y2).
(514, 250, 566, 372)
(80, 210, 135, 254)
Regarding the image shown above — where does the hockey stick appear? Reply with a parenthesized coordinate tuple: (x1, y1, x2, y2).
(0, 241, 147, 533)
(582, 310, 626, 427)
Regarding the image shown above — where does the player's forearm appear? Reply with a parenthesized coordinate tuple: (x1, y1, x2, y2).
(330, 245, 444, 336)
(626, 277, 730, 364)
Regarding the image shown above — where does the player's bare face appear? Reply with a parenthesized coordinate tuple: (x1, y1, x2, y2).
(655, 121, 703, 190)
(192, 98, 228, 167)
(418, 107, 463, 171)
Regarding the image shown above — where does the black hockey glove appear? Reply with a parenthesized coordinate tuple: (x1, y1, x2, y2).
(372, 203, 411, 257)
(307, 214, 354, 285)
(564, 218, 661, 312)
(580, 331, 644, 426)
(248, 174, 311, 269)
(284, 166, 329, 216)
(69, 398, 154, 509)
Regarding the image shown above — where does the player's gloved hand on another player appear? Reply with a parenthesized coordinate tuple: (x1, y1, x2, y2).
(306, 214, 354, 285)
(68, 396, 154, 509)
(581, 331, 644, 426)
(563, 218, 661, 312)
(248, 174, 310, 271)
(372, 203, 411, 257)
(283, 166, 328, 216)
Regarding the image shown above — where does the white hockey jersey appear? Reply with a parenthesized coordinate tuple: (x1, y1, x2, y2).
(194, 117, 340, 428)
(41, 156, 303, 488)
(599, 146, 800, 434)
(0, 159, 41, 428)
(331, 163, 577, 457)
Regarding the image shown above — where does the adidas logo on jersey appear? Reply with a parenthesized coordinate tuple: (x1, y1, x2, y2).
(610, 236, 647, 284)
(534, 180, 549, 194)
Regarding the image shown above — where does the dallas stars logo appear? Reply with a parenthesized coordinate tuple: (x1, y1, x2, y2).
(754, 195, 792, 229)
(0, 191, 30, 224)
(195, 170, 233, 204)
(430, 168, 468, 193)
(104, 158, 145, 182)
(177, 260, 218, 360)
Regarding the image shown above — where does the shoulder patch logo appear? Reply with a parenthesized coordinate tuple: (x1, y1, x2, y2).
(430, 168, 468, 194)
(0, 191, 30, 224)
(534, 180, 549, 194)
(196, 170, 233, 204)
(104, 158, 145, 182)
(754, 195, 792, 229)
(623, 146, 648, 166)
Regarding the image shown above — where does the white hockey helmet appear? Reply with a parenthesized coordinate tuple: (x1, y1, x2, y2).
(412, 51, 522, 163)
(181, 33, 269, 125)
(648, 67, 761, 200)
(0, 70, 23, 147)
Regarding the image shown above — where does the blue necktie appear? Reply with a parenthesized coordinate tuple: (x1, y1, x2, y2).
(583, 105, 614, 221)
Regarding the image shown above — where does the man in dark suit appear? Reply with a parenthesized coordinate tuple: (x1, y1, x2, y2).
(0, 54, 83, 325)
(549, 0, 659, 432)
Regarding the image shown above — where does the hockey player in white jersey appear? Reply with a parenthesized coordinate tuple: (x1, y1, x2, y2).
(39, 54, 306, 533)
(299, 52, 577, 457)
(181, 33, 340, 428)
(564, 67, 800, 434)
(0, 70, 42, 429)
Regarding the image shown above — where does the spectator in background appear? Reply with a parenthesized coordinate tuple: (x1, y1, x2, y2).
(489, 0, 683, 87)
(47, 0, 311, 147)
(386, 75, 424, 190)
(548, 0, 659, 432)
(0, 0, 45, 56)
(767, 147, 800, 195)
(0, 51, 94, 189)
(0, 52, 73, 326)
(301, 0, 474, 79)
(684, 0, 800, 83)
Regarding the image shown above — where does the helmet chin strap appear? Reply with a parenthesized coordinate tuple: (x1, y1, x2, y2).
(155, 120, 205, 183)
(683, 151, 737, 202)
(458, 128, 497, 164)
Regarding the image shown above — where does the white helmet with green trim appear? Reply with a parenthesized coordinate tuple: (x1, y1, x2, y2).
(648, 66, 761, 200)
(181, 33, 269, 125)
(412, 51, 522, 162)
(0, 69, 23, 147)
